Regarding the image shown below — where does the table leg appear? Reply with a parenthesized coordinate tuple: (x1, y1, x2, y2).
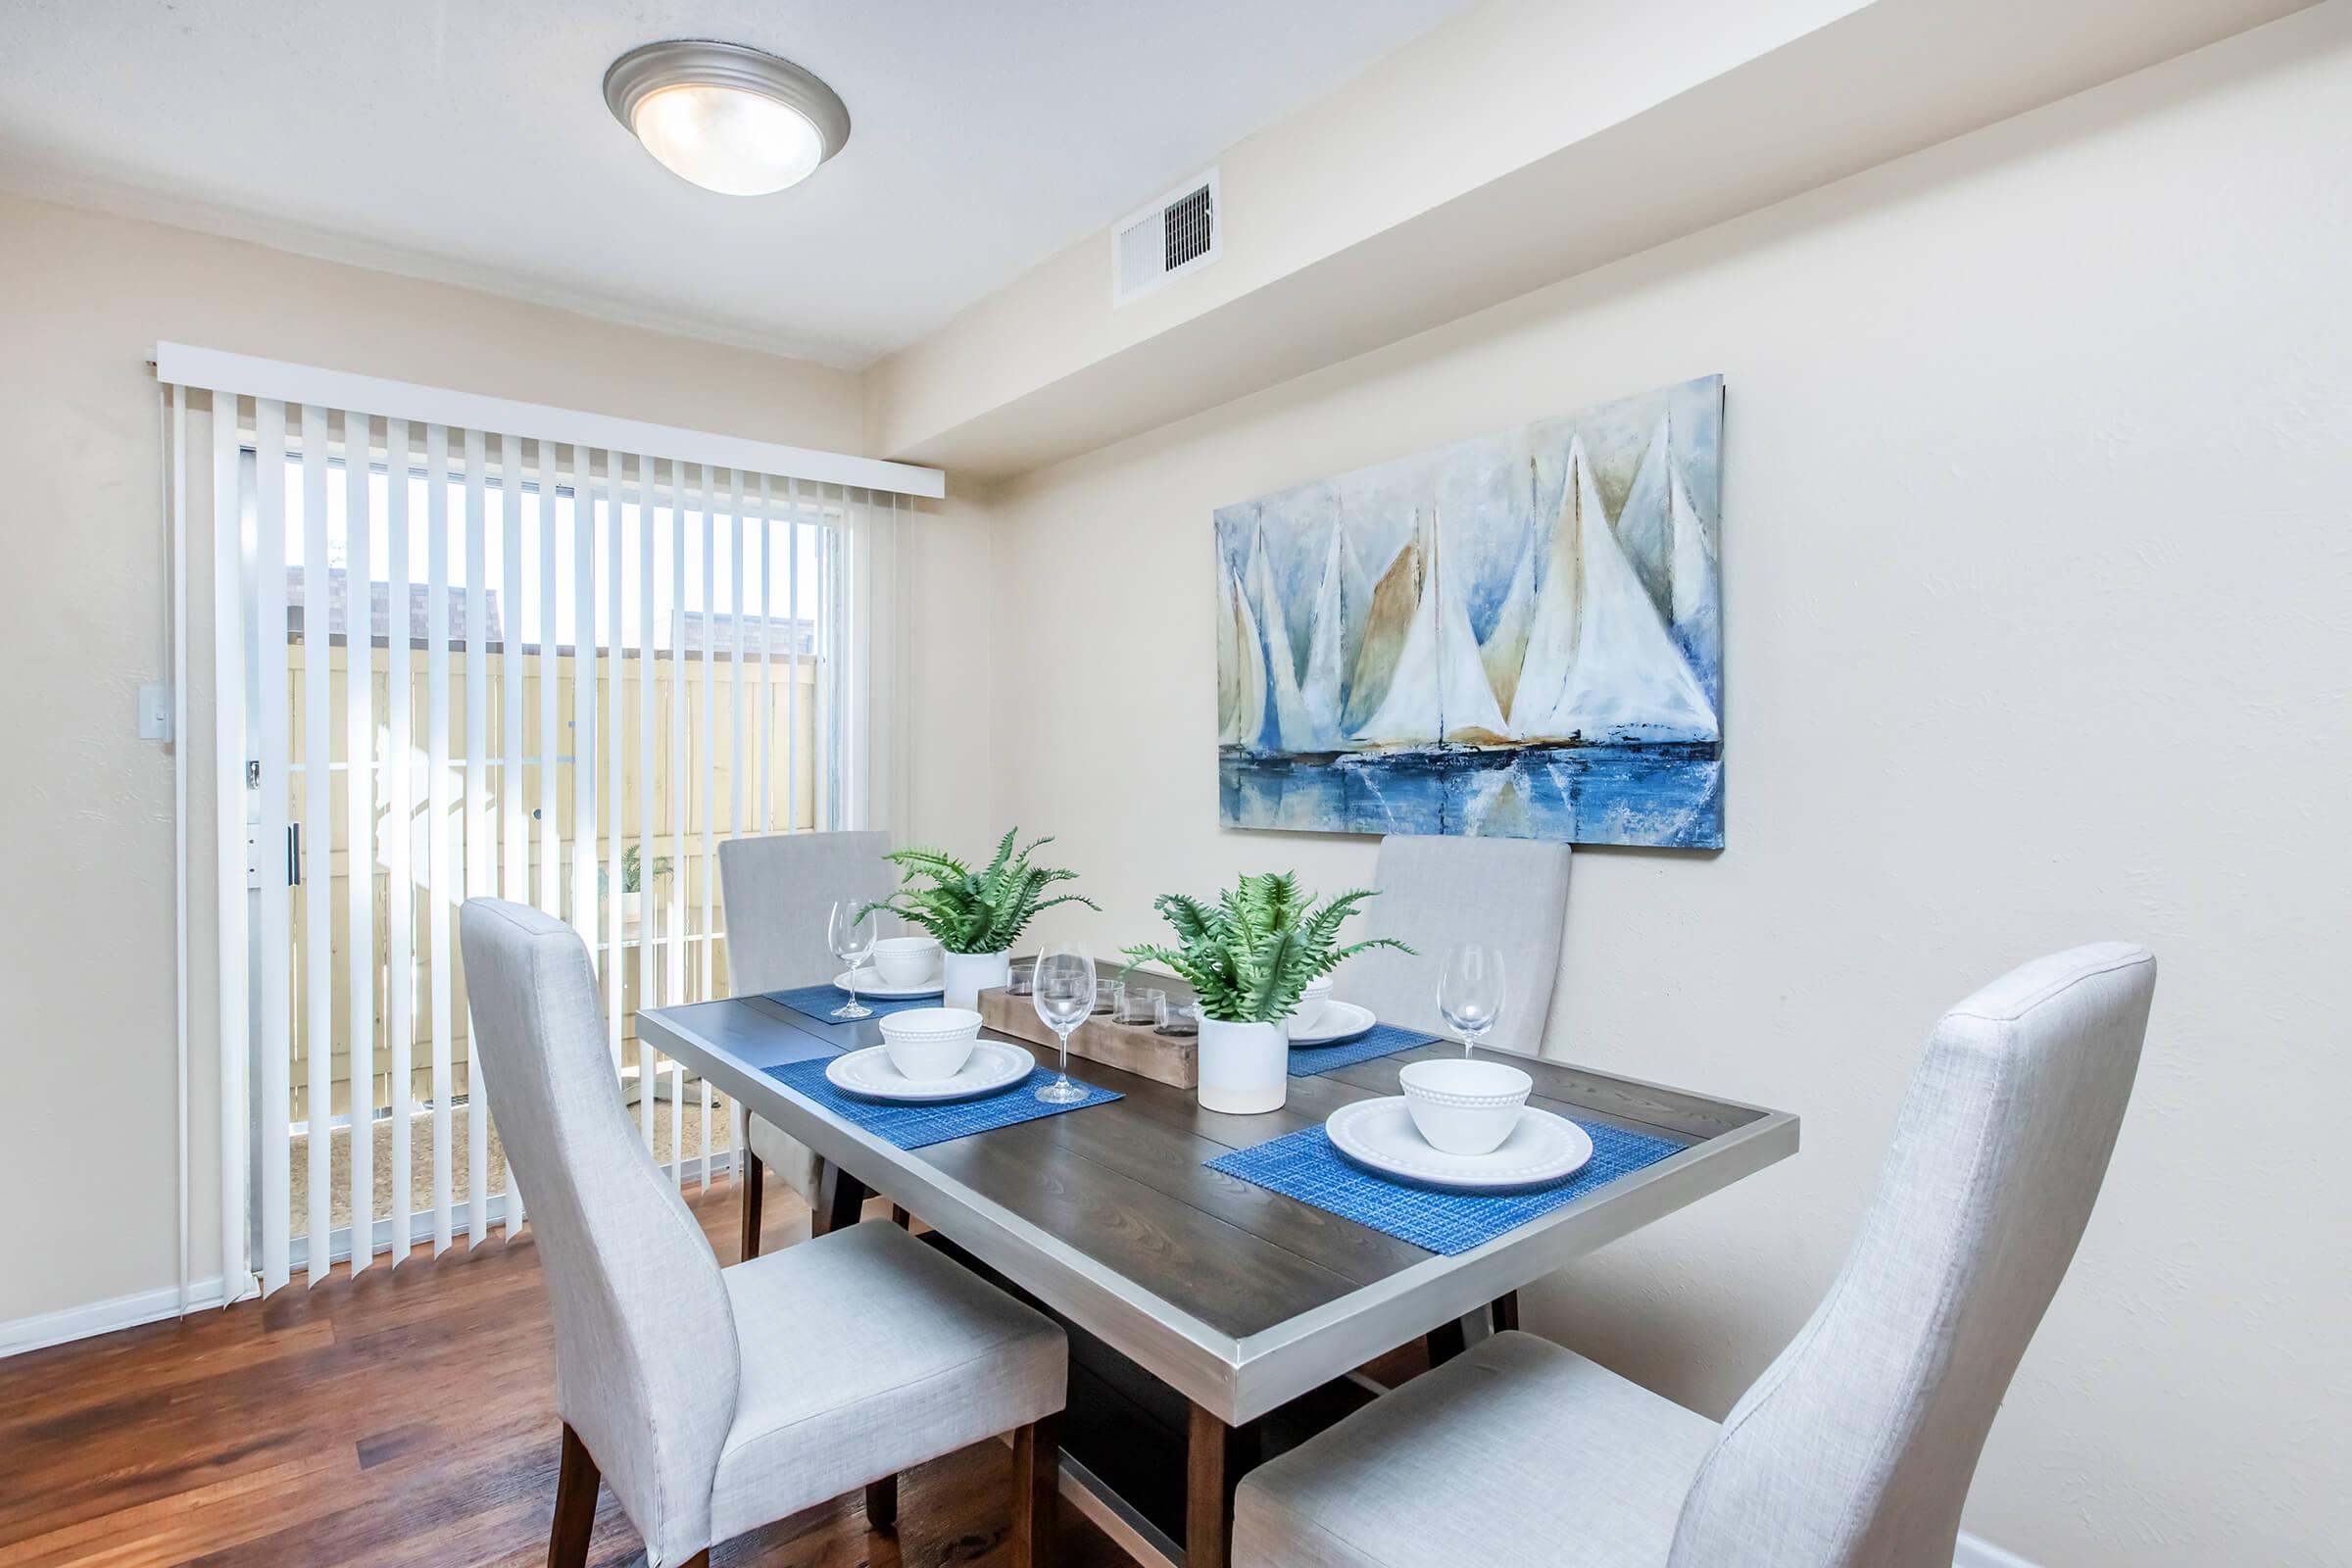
(1426, 1316, 1469, 1367)
(1187, 1402, 1253, 1568)
(810, 1160, 869, 1238)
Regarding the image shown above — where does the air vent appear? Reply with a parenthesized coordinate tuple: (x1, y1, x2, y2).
(1112, 168, 1221, 307)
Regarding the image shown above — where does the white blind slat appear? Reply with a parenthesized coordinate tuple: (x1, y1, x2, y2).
(383, 418, 415, 1265)
(501, 433, 528, 1238)
(537, 442, 562, 920)
(425, 423, 456, 1256)
(569, 444, 598, 983)
(604, 454, 625, 1077)
(343, 411, 376, 1273)
(698, 483, 716, 1004)
(300, 404, 333, 1288)
(786, 477, 802, 837)
(463, 427, 491, 1248)
(758, 476, 772, 835)
(210, 395, 251, 1295)
(636, 456, 657, 1149)
(256, 399, 292, 1297)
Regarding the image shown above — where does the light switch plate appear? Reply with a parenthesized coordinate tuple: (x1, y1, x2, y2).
(138, 682, 174, 741)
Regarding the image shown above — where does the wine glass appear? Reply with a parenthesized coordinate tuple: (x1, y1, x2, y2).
(828, 898, 877, 1019)
(1030, 942, 1095, 1104)
(1438, 943, 1505, 1058)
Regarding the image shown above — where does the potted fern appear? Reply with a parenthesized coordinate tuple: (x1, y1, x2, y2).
(1122, 872, 1410, 1114)
(862, 829, 1101, 1006)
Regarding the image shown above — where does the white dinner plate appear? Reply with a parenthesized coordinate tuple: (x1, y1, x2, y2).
(832, 967, 945, 1000)
(1326, 1097, 1594, 1192)
(1289, 1000, 1377, 1048)
(824, 1041, 1034, 1103)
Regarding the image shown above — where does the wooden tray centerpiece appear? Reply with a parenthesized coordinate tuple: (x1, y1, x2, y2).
(978, 977, 1200, 1090)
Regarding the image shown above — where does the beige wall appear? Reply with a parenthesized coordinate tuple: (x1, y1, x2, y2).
(967, 12, 2351, 1563)
(0, 190, 864, 1327)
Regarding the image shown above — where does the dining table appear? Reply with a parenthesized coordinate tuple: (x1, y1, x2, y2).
(637, 980, 1797, 1568)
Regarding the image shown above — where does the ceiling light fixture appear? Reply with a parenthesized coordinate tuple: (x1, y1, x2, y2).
(604, 40, 851, 197)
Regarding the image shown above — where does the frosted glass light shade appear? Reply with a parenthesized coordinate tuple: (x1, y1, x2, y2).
(605, 41, 851, 198)
(632, 84, 825, 195)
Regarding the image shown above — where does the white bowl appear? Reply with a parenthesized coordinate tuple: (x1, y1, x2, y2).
(871, 935, 943, 988)
(877, 1006, 981, 1082)
(1398, 1057, 1533, 1155)
(1289, 975, 1334, 1035)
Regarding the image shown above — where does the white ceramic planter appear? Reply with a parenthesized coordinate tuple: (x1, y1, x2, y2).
(1198, 1018, 1289, 1114)
(942, 949, 1012, 1009)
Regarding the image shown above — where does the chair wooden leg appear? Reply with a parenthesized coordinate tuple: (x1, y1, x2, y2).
(1013, 1414, 1062, 1568)
(811, 1159, 869, 1238)
(739, 1149, 766, 1261)
(1491, 1290, 1519, 1333)
(864, 1473, 899, 1531)
(892, 1203, 912, 1229)
(1425, 1315, 1469, 1368)
(864, 1472, 899, 1533)
(548, 1423, 600, 1568)
(676, 1556, 710, 1568)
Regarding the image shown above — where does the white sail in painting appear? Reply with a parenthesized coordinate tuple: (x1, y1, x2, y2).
(1243, 525, 1313, 752)
(1668, 463, 1722, 706)
(1215, 560, 1243, 742)
(1615, 415, 1675, 616)
(1517, 442, 1718, 744)
(1509, 439, 1592, 738)
(1353, 509, 1507, 746)
(1298, 530, 1350, 748)
(1221, 560, 1268, 747)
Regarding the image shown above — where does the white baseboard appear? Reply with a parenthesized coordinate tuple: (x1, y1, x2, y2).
(1956, 1531, 2042, 1568)
(0, 1272, 253, 1359)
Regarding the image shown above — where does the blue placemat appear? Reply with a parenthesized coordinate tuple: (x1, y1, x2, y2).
(1206, 1119, 1686, 1255)
(762, 1054, 1121, 1150)
(1288, 1022, 1438, 1077)
(764, 984, 944, 1031)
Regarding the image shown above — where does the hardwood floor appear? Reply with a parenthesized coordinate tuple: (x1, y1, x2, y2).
(0, 1182, 1131, 1568)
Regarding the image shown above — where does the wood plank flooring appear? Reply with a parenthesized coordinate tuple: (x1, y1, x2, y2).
(0, 1183, 1132, 1568)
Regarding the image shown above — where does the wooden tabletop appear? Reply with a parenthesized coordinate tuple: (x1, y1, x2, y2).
(638, 993, 1796, 1425)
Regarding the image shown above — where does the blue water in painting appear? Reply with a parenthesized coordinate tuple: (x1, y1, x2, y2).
(1218, 743, 1723, 850)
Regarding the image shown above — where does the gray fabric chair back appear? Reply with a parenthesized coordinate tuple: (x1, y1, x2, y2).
(718, 830, 895, 994)
(1343, 835, 1571, 1057)
(1669, 943, 2156, 1567)
(461, 899, 738, 1565)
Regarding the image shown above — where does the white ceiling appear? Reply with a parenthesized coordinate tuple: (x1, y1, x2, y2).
(0, 1, 1475, 368)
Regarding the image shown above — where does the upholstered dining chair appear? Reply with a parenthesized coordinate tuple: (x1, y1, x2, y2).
(1345, 834, 1572, 1058)
(460, 898, 1067, 1568)
(717, 829, 898, 1257)
(1234, 942, 2156, 1568)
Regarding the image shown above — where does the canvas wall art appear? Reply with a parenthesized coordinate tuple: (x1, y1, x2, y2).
(1213, 374, 1724, 848)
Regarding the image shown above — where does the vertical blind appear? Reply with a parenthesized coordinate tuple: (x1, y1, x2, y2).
(162, 348, 930, 1299)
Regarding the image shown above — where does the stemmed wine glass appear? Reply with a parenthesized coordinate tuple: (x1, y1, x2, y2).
(1438, 943, 1505, 1058)
(1030, 942, 1095, 1104)
(828, 898, 877, 1019)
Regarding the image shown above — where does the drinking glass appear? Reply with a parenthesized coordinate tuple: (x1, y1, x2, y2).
(1113, 986, 1165, 1026)
(827, 898, 877, 1019)
(1031, 942, 1095, 1104)
(1437, 943, 1505, 1057)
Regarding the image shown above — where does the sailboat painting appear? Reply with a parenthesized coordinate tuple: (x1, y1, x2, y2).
(1214, 374, 1725, 848)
